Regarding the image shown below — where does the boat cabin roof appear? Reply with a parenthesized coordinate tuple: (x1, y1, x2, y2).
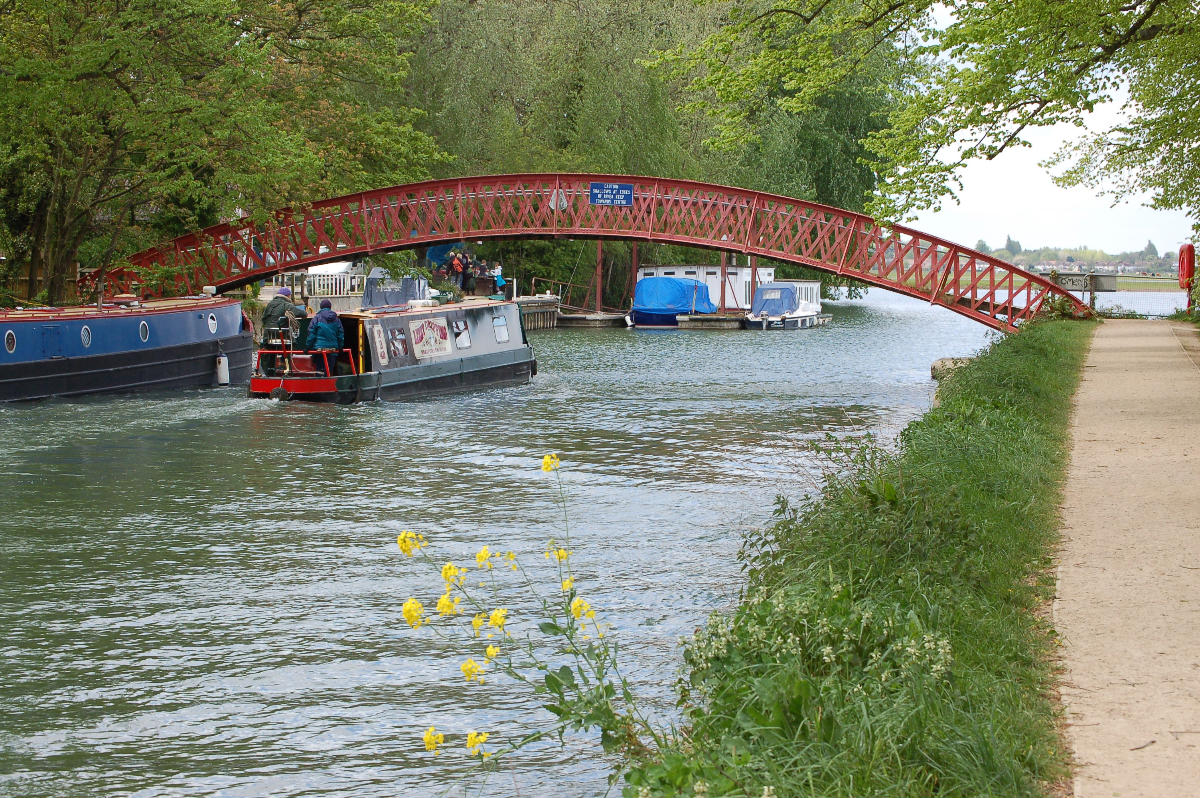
(0, 295, 238, 321)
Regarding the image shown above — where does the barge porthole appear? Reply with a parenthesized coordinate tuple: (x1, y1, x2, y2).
(80, 325, 92, 348)
(207, 313, 218, 334)
(3, 330, 14, 354)
(138, 320, 150, 342)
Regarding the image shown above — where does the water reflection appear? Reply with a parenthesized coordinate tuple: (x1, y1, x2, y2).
(0, 291, 989, 797)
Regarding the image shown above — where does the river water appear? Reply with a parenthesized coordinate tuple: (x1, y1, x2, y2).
(0, 291, 991, 797)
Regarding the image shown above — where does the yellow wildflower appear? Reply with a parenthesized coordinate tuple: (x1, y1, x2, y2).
(397, 531, 426, 557)
(440, 562, 464, 588)
(475, 545, 492, 569)
(422, 725, 443, 754)
(552, 548, 569, 562)
(541, 453, 560, 472)
(436, 592, 461, 616)
(561, 577, 574, 592)
(461, 657, 485, 683)
(570, 596, 590, 619)
(506, 551, 518, 571)
(465, 730, 490, 757)
(402, 597, 426, 629)
(484, 644, 500, 661)
(471, 613, 485, 637)
(488, 607, 508, 630)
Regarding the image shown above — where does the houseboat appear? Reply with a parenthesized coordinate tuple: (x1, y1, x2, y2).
(743, 281, 831, 330)
(626, 277, 719, 328)
(0, 295, 254, 402)
(248, 294, 536, 403)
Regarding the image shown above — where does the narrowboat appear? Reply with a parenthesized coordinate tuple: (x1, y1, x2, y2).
(0, 295, 254, 402)
(743, 281, 831, 330)
(625, 276, 719, 328)
(248, 297, 536, 403)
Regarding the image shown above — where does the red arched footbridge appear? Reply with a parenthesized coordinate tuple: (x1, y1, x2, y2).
(83, 174, 1088, 332)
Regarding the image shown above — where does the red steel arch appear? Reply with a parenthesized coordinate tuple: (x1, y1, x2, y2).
(83, 174, 1088, 332)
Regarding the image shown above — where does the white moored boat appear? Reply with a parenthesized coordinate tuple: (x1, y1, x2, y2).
(743, 280, 830, 330)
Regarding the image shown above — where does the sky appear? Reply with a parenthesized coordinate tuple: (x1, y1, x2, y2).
(911, 114, 1194, 257)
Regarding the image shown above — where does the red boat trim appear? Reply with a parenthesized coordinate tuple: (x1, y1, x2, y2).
(251, 376, 339, 394)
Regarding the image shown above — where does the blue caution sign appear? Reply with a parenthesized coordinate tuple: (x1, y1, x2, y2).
(588, 182, 634, 207)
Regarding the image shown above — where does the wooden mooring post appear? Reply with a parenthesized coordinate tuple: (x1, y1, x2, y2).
(517, 295, 560, 330)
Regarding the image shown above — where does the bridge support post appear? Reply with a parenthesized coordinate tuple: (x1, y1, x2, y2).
(629, 242, 638, 309)
(594, 241, 605, 312)
(719, 252, 728, 312)
(750, 255, 758, 306)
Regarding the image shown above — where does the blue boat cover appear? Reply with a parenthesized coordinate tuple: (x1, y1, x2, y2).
(632, 277, 718, 314)
(750, 282, 799, 317)
(362, 267, 428, 309)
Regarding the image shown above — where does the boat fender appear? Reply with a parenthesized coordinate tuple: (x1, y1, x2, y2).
(215, 351, 230, 385)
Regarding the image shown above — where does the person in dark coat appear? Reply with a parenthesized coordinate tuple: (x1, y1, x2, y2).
(260, 286, 306, 373)
(261, 287, 303, 342)
(305, 299, 344, 375)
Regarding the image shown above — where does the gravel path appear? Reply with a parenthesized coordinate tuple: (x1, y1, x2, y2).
(1055, 319, 1200, 797)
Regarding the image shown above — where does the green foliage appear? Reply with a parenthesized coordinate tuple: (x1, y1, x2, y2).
(0, 0, 443, 304)
(625, 321, 1096, 797)
(1005, 235, 1022, 256)
(405, 0, 889, 296)
(663, 0, 1200, 234)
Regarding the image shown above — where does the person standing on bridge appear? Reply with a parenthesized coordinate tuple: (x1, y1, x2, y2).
(305, 298, 344, 375)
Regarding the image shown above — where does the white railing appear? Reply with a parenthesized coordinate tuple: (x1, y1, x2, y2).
(268, 273, 364, 296)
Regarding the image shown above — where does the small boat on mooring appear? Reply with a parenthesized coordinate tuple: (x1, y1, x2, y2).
(625, 276, 719, 328)
(248, 281, 536, 403)
(0, 295, 254, 402)
(743, 280, 831, 330)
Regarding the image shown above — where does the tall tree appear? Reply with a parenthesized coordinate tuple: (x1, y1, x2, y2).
(663, 0, 1200, 235)
(0, 0, 442, 304)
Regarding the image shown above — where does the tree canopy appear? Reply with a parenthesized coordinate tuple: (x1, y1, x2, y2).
(663, 0, 1200, 234)
(0, 0, 441, 304)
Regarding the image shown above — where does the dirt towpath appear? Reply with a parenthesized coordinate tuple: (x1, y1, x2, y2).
(1055, 319, 1200, 797)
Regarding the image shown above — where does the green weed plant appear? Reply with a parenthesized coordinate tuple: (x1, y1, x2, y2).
(626, 320, 1095, 797)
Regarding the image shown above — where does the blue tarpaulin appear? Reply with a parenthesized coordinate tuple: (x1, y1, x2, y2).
(632, 277, 718, 314)
(750, 282, 799, 317)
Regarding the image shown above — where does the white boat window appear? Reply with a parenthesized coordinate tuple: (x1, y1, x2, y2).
(4, 330, 14, 354)
(706, 271, 717, 276)
(138, 321, 150, 342)
(492, 315, 510, 343)
(684, 270, 696, 275)
(81, 326, 92, 348)
(663, 271, 675, 275)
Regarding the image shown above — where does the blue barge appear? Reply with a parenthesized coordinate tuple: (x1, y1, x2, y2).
(0, 296, 254, 402)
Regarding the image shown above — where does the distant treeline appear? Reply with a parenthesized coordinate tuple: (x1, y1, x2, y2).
(974, 237, 1178, 273)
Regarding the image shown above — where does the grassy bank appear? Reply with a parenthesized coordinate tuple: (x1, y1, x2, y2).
(626, 320, 1096, 797)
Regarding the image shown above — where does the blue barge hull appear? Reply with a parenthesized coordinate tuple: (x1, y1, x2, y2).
(0, 297, 254, 402)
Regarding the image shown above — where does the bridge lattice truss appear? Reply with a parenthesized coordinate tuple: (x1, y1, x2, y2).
(85, 174, 1088, 332)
